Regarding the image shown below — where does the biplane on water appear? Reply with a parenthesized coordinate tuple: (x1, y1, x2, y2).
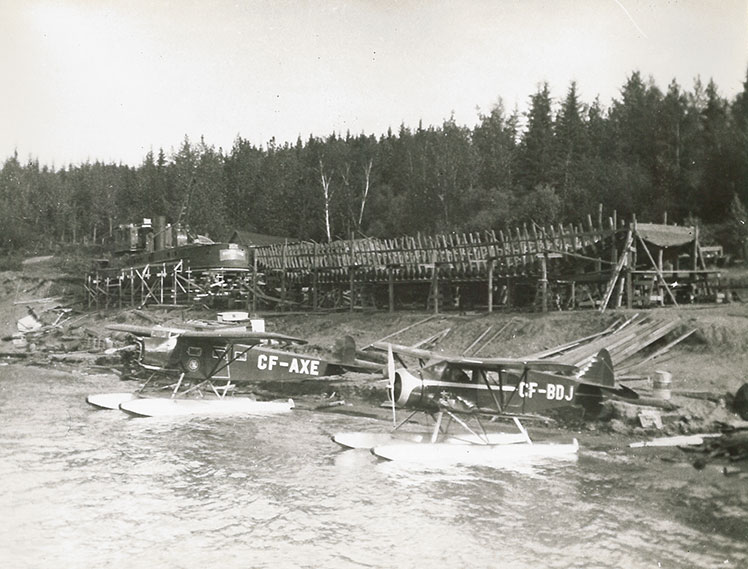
(86, 324, 382, 418)
(333, 343, 639, 466)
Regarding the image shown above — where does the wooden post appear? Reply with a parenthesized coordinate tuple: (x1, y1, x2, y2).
(312, 268, 318, 311)
(388, 265, 395, 313)
(171, 263, 177, 306)
(487, 258, 494, 313)
(280, 242, 287, 312)
(185, 268, 191, 306)
(540, 254, 548, 313)
(657, 244, 664, 306)
(349, 265, 355, 313)
(252, 254, 258, 313)
(570, 281, 576, 309)
(693, 225, 699, 272)
(312, 242, 318, 311)
(431, 253, 439, 314)
(626, 220, 635, 309)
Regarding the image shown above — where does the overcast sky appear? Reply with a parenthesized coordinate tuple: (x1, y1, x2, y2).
(2, 0, 746, 167)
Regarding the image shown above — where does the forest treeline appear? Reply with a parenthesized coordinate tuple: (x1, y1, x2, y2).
(2, 70, 748, 255)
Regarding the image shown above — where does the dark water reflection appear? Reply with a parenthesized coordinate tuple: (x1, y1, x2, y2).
(0, 365, 745, 568)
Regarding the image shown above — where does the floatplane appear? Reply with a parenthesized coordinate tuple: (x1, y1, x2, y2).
(333, 343, 638, 466)
(87, 323, 381, 418)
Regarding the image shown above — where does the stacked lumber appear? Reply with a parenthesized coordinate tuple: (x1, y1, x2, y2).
(526, 314, 692, 372)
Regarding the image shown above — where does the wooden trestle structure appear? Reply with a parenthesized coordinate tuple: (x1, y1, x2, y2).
(85, 261, 250, 310)
(252, 212, 721, 314)
(85, 260, 253, 311)
(85, 210, 722, 313)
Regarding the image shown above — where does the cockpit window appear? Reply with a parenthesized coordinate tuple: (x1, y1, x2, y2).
(444, 365, 470, 383)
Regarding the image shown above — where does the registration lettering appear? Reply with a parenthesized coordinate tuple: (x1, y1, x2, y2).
(518, 381, 574, 401)
(257, 354, 280, 370)
(257, 354, 320, 375)
(288, 358, 319, 375)
(546, 383, 575, 401)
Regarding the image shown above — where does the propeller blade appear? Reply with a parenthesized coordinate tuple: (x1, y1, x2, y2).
(387, 344, 396, 426)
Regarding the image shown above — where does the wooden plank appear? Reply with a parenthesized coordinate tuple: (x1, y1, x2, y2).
(621, 329, 696, 372)
(600, 230, 632, 313)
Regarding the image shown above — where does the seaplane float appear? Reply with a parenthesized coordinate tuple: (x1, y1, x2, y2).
(86, 323, 381, 418)
(332, 343, 639, 466)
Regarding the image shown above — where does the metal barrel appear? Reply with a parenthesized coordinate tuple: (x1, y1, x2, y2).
(652, 370, 672, 400)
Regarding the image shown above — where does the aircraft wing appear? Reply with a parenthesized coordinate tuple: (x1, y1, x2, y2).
(176, 329, 307, 344)
(106, 323, 188, 337)
(107, 323, 306, 345)
(373, 342, 578, 373)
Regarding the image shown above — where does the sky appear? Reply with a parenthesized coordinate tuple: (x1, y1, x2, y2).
(1, 0, 747, 167)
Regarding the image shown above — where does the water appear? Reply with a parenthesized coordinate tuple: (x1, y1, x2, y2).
(0, 364, 746, 569)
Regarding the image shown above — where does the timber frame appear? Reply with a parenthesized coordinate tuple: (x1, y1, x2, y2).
(84, 260, 252, 310)
(84, 208, 722, 313)
(251, 209, 721, 314)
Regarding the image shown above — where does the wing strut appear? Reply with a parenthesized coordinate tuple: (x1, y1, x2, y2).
(480, 368, 506, 415)
(392, 410, 419, 431)
(430, 412, 444, 443)
(170, 372, 186, 399)
(513, 417, 532, 444)
(443, 410, 488, 444)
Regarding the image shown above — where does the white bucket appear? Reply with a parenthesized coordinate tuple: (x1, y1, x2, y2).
(652, 371, 672, 400)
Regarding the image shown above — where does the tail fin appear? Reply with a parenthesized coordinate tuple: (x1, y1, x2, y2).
(332, 335, 357, 364)
(576, 349, 615, 387)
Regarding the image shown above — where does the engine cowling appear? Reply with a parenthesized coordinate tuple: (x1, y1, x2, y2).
(393, 368, 431, 409)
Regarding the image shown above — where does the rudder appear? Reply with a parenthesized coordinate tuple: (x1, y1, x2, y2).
(576, 349, 615, 387)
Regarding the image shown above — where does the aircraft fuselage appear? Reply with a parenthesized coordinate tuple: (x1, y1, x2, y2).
(393, 362, 601, 415)
(146, 338, 343, 381)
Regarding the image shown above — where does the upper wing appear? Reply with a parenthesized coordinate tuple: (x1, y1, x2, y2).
(107, 323, 306, 345)
(106, 323, 188, 337)
(177, 329, 307, 344)
(372, 341, 578, 373)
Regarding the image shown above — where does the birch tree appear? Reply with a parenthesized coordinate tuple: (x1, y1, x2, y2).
(319, 158, 334, 242)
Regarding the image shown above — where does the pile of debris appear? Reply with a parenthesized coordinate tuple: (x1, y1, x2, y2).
(515, 314, 748, 436)
(1, 301, 120, 366)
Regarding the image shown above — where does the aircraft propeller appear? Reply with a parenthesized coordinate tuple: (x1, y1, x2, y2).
(387, 344, 396, 426)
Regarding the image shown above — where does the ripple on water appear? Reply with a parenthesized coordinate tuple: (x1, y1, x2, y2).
(0, 366, 746, 569)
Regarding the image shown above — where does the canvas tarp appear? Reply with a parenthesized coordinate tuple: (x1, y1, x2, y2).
(635, 223, 695, 248)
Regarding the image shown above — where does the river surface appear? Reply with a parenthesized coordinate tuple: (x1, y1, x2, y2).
(0, 364, 746, 569)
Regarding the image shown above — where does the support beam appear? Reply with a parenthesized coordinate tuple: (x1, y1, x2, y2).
(487, 258, 495, 313)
